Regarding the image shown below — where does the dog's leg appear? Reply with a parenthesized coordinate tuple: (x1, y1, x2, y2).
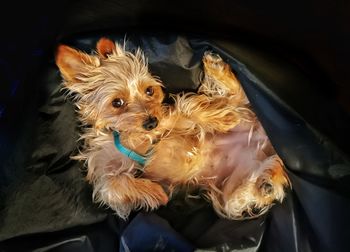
(209, 155, 289, 220)
(175, 94, 248, 133)
(174, 52, 254, 134)
(200, 52, 247, 103)
(92, 174, 168, 219)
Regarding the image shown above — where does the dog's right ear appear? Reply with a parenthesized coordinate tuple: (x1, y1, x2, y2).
(55, 45, 100, 84)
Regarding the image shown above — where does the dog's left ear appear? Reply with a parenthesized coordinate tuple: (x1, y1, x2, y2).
(96, 38, 116, 58)
(96, 37, 126, 59)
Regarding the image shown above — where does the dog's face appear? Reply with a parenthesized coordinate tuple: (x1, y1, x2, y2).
(55, 38, 165, 137)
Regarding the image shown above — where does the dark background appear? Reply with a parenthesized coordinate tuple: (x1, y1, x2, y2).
(0, 0, 349, 251)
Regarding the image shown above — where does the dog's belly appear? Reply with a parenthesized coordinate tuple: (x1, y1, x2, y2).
(144, 120, 276, 190)
(198, 121, 274, 187)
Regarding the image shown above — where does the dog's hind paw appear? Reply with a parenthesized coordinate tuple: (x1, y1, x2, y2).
(258, 180, 275, 197)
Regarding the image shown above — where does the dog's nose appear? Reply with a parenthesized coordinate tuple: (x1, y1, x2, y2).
(142, 116, 158, 131)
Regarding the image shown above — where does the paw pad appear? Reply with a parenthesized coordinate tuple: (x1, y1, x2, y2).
(259, 182, 274, 196)
(204, 51, 222, 62)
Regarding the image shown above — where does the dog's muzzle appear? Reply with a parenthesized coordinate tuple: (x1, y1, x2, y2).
(142, 116, 158, 131)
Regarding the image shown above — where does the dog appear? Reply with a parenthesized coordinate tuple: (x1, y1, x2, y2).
(55, 37, 290, 220)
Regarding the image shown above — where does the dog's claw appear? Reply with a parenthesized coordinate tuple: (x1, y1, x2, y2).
(252, 207, 261, 215)
(241, 205, 262, 219)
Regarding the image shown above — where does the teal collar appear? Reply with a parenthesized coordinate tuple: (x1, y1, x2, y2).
(113, 131, 147, 166)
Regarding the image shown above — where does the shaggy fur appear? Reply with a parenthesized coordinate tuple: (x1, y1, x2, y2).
(55, 38, 290, 220)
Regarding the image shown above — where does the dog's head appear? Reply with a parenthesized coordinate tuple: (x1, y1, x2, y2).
(55, 38, 166, 137)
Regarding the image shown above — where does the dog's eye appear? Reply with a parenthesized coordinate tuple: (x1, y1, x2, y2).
(112, 98, 124, 108)
(145, 86, 154, 96)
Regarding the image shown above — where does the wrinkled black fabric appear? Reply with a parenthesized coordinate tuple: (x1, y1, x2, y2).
(1, 32, 350, 252)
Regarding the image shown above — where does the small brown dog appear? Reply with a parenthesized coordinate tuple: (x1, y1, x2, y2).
(55, 37, 290, 220)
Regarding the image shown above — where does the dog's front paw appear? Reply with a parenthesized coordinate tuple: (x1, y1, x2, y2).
(92, 175, 169, 219)
(204, 51, 222, 62)
(203, 51, 226, 71)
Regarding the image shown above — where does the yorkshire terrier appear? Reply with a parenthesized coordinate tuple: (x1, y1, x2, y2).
(55, 37, 290, 220)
